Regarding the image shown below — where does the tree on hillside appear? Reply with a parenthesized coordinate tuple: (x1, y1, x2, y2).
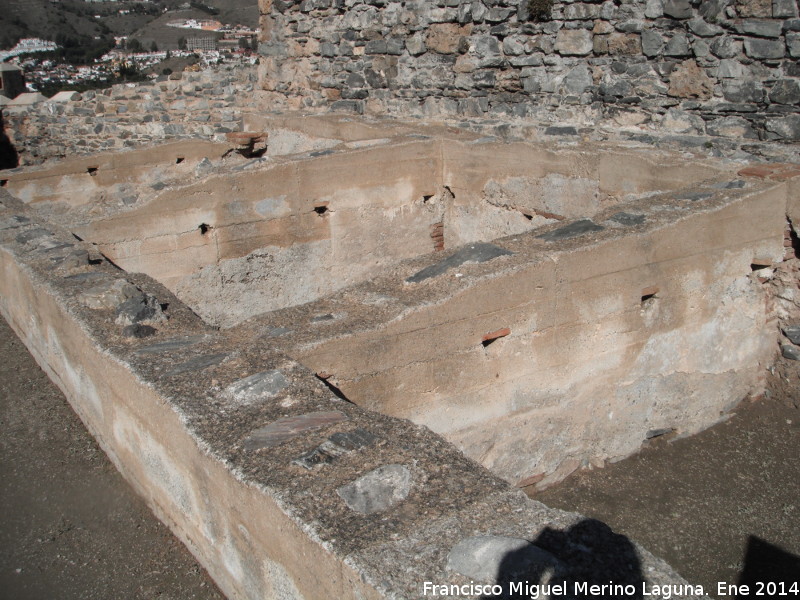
(127, 38, 142, 52)
(150, 41, 158, 52)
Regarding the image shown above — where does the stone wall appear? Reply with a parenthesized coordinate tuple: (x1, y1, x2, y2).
(257, 0, 800, 140)
(2, 65, 258, 166)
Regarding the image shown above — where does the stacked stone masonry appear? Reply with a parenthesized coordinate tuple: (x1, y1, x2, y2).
(257, 0, 800, 140)
(2, 66, 258, 165)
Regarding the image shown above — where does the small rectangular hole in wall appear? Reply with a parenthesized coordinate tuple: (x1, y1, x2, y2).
(199, 223, 211, 235)
(87, 167, 99, 176)
(0, 179, 7, 187)
(482, 327, 510, 347)
(175, 157, 185, 164)
(422, 194, 434, 204)
(750, 259, 771, 271)
(641, 286, 659, 304)
(314, 202, 329, 216)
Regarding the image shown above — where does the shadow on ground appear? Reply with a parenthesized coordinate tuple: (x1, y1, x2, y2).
(481, 519, 644, 599)
(737, 536, 800, 596)
(534, 355, 800, 599)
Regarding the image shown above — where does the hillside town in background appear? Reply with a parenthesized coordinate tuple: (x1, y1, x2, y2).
(0, 1, 259, 101)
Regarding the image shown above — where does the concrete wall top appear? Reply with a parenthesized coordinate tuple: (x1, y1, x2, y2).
(1, 130, 771, 597)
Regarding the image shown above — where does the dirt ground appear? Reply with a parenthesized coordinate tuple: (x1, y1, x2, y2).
(2, 302, 799, 600)
(533, 356, 800, 597)
(0, 316, 224, 600)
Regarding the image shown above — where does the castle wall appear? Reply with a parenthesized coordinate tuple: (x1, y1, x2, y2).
(258, 0, 800, 140)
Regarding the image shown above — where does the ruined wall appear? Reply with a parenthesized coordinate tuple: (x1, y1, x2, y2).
(2, 66, 258, 166)
(258, 0, 800, 140)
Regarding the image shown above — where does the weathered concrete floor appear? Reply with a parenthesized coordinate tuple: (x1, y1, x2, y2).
(0, 316, 223, 600)
(534, 356, 800, 598)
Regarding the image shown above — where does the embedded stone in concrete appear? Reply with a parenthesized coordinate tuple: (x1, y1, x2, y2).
(55, 249, 90, 270)
(608, 212, 646, 226)
(328, 428, 379, 451)
(781, 344, 800, 360)
(39, 240, 73, 253)
(676, 191, 714, 201)
(135, 335, 208, 355)
(782, 325, 800, 345)
(712, 180, 747, 189)
(243, 411, 348, 451)
(336, 464, 411, 514)
(446, 535, 562, 582)
(121, 324, 157, 339)
(16, 228, 51, 245)
(544, 126, 578, 136)
(64, 272, 109, 284)
(224, 370, 289, 406)
(292, 441, 350, 469)
(292, 429, 377, 470)
(536, 219, 604, 242)
(406, 242, 513, 283)
(115, 293, 165, 326)
(0, 215, 30, 230)
(166, 353, 228, 376)
(263, 326, 292, 338)
(311, 313, 336, 323)
(78, 279, 140, 310)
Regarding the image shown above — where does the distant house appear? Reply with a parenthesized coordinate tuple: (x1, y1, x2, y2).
(0, 64, 26, 100)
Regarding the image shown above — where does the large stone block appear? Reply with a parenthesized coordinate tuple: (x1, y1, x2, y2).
(554, 29, 594, 56)
(769, 79, 800, 104)
(743, 37, 785, 58)
(788, 32, 800, 56)
(663, 0, 693, 18)
(739, 18, 784, 37)
(773, 0, 799, 17)
(426, 23, 472, 55)
(766, 114, 800, 138)
(664, 31, 692, 56)
(706, 115, 759, 137)
(668, 59, 714, 98)
(737, 0, 773, 16)
(608, 33, 642, 55)
(641, 29, 664, 56)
